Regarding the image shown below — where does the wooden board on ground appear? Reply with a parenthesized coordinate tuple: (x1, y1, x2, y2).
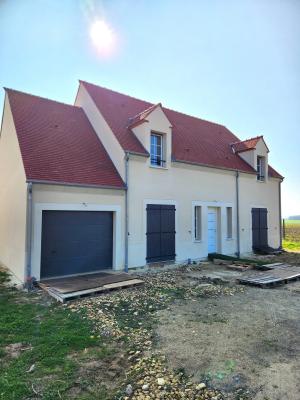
(40, 272, 138, 293)
(238, 266, 300, 288)
(39, 278, 144, 302)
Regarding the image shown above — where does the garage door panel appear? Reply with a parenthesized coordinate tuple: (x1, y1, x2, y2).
(41, 211, 113, 279)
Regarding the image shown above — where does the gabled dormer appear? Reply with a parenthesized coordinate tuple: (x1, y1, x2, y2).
(128, 103, 172, 169)
(231, 136, 269, 181)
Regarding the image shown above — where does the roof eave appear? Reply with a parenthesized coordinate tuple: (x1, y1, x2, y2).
(27, 179, 126, 190)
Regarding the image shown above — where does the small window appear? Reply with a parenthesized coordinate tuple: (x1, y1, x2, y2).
(150, 133, 165, 167)
(194, 206, 202, 241)
(226, 207, 233, 239)
(257, 156, 265, 181)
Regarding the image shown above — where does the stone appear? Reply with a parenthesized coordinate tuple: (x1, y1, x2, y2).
(125, 384, 133, 396)
(196, 382, 206, 390)
(142, 384, 149, 391)
(157, 377, 165, 386)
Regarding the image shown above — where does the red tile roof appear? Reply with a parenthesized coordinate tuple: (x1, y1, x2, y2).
(81, 81, 282, 179)
(128, 103, 162, 129)
(231, 136, 269, 153)
(5, 88, 125, 188)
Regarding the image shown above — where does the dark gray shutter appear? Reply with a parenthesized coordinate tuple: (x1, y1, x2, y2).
(146, 204, 176, 262)
(252, 208, 268, 249)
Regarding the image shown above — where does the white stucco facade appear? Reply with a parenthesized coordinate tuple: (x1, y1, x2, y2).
(0, 96, 27, 282)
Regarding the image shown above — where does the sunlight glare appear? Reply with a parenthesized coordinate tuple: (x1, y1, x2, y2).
(89, 19, 115, 56)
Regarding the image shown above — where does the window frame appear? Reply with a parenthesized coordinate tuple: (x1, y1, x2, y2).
(194, 205, 202, 241)
(226, 206, 233, 239)
(150, 132, 165, 167)
(257, 156, 266, 181)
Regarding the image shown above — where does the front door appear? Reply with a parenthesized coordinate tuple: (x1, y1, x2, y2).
(208, 207, 217, 253)
(146, 204, 176, 262)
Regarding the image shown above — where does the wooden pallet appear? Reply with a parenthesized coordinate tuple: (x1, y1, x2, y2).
(39, 278, 144, 302)
(238, 266, 300, 288)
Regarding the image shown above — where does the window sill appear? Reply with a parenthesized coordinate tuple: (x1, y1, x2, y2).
(193, 239, 203, 243)
(149, 165, 168, 170)
(256, 179, 266, 183)
(226, 237, 234, 241)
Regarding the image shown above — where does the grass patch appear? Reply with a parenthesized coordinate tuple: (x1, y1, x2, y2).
(283, 240, 300, 252)
(207, 253, 266, 266)
(0, 286, 114, 399)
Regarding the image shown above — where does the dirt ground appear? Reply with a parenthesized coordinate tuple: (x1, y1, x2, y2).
(155, 261, 300, 400)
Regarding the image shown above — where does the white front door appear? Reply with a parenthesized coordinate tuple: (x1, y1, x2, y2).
(208, 208, 217, 253)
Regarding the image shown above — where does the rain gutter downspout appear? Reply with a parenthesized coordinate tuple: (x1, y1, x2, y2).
(235, 171, 240, 258)
(25, 182, 33, 290)
(279, 179, 283, 250)
(124, 152, 130, 273)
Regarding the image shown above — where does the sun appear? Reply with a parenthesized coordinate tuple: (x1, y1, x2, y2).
(89, 20, 115, 56)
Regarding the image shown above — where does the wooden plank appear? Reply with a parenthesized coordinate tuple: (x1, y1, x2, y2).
(238, 266, 300, 288)
(40, 272, 138, 294)
(103, 279, 144, 290)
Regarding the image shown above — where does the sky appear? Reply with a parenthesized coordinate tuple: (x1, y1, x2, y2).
(0, 0, 299, 217)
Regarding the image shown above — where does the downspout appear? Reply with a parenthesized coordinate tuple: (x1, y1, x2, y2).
(25, 182, 33, 290)
(278, 180, 282, 250)
(235, 171, 240, 258)
(124, 152, 130, 272)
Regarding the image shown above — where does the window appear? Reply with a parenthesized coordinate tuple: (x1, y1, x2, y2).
(257, 156, 265, 181)
(150, 133, 165, 167)
(194, 206, 202, 241)
(226, 207, 233, 239)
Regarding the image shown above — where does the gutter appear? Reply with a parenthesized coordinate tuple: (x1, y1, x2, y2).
(172, 157, 256, 176)
(27, 179, 126, 190)
(235, 171, 240, 257)
(124, 152, 130, 273)
(25, 182, 33, 290)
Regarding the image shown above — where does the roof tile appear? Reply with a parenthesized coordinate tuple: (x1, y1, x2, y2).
(6, 88, 125, 188)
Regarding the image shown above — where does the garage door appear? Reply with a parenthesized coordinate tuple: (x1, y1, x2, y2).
(41, 211, 113, 279)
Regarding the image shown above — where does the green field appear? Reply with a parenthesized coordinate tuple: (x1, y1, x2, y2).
(283, 219, 300, 251)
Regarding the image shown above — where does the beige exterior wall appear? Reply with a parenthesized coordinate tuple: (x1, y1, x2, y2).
(0, 95, 27, 282)
(75, 84, 126, 180)
(31, 184, 125, 280)
(126, 112, 281, 267)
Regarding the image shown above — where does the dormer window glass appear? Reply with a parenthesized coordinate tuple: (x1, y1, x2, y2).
(257, 156, 265, 181)
(150, 133, 165, 167)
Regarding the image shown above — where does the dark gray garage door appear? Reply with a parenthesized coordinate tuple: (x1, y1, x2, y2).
(146, 204, 176, 262)
(41, 211, 113, 279)
(252, 208, 268, 250)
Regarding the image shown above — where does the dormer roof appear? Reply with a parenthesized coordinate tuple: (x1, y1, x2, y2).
(231, 135, 270, 153)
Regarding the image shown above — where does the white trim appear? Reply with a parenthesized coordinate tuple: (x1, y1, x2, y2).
(31, 203, 122, 281)
(191, 200, 235, 254)
(143, 199, 178, 262)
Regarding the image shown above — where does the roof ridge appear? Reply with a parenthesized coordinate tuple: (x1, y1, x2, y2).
(79, 80, 226, 129)
(4, 87, 81, 110)
(231, 135, 263, 145)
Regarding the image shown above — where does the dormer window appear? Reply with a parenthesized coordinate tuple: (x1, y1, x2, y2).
(257, 156, 265, 181)
(150, 133, 165, 167)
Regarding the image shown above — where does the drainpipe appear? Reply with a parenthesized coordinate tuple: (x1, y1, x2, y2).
(235, 171, 240, 258)
(124, 153, 130, 272)
(25, 182, 33, 290)
(278, 180, 282, 250)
